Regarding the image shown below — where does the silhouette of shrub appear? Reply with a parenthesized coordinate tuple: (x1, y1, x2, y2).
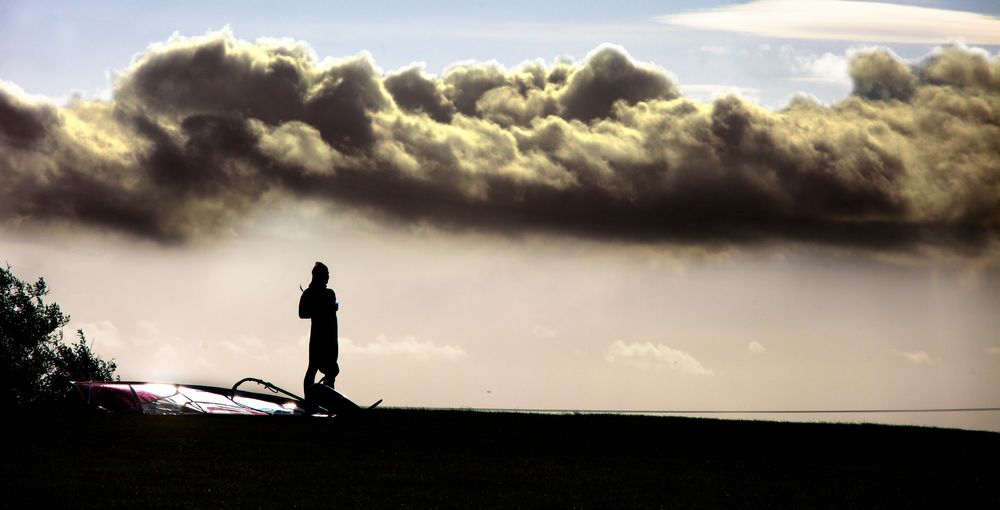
(0, 264, 117, 406)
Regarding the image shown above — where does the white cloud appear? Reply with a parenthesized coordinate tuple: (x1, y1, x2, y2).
(221, 336, 265, 354)
(748, 341, 767, 354)
(194, 356, 216, 370)
(136, 320, 160, 336)
(895, 350, 933, 365)
(345, 335, 467, 361)
(780, 47, 850, 85)
(221, 340, 247, 354)
(606, 340, 714, 376)
(75, 320, 124, 348)
(531, 325, 556, 339)
(221, 336, 268, 361)
(255, 120, 346, 175)
(0, 79, 60, 105)
(698, 45, 730, 55)
(133, 320, 161, 346)
(659, 0, 1000, 44)
(986, 346, 1000, 356)
(680, 84, 762, 103)
(154, 344, 178, 360)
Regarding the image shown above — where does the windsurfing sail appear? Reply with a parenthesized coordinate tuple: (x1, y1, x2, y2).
(70, 380, 312, 416)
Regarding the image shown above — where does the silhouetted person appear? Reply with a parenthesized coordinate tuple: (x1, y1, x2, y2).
(300, 262, 339, 393)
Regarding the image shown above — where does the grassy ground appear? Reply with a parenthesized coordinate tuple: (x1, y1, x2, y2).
(4, 408, 998, 509)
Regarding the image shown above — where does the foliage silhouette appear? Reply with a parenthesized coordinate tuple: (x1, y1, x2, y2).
(0, 264, 117, 406)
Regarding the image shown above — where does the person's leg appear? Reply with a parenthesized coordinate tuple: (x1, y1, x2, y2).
(319, 334, 339, 387)
(319, 362, 339, 388)
(303, 363, 318, 394)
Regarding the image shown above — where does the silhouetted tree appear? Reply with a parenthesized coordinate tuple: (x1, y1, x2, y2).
(49, 329, 118, 400)
(0, 265, 117, 406)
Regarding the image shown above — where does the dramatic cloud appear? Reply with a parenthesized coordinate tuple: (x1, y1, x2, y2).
(385, 66, 455, 123)
(849, 49, 916, 101)
(659, 0, 1000, 44)
(606, 340, 714, 375)
(1, 31, 998, 254)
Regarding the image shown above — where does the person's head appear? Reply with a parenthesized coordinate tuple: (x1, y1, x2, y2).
(311, 262, 329, 287)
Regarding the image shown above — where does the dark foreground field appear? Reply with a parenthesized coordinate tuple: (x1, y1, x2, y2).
(4, 408, 998, 509)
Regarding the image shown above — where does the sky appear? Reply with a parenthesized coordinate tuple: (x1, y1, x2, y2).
(2, 0, 999, 431)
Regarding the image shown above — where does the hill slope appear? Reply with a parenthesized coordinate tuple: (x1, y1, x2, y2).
(5, 409, 998, 508)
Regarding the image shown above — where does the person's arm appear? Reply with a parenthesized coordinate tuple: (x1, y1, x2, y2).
(298, 289, 312, 319)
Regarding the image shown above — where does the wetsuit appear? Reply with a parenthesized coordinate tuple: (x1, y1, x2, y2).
(300, 284, 339, 387)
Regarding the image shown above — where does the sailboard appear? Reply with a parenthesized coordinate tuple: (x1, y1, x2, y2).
(70, 378, 381, 417)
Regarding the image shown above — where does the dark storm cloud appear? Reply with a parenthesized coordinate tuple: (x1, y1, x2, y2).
(0, 88, 57, 147)
(1, 32, 998, 253)
(114, 37, 309, 124)
(849, 49, 916, 101)
(558, 46, 679, 121)
(384, 67, 455, 123)
(440, 63, 510, 117)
